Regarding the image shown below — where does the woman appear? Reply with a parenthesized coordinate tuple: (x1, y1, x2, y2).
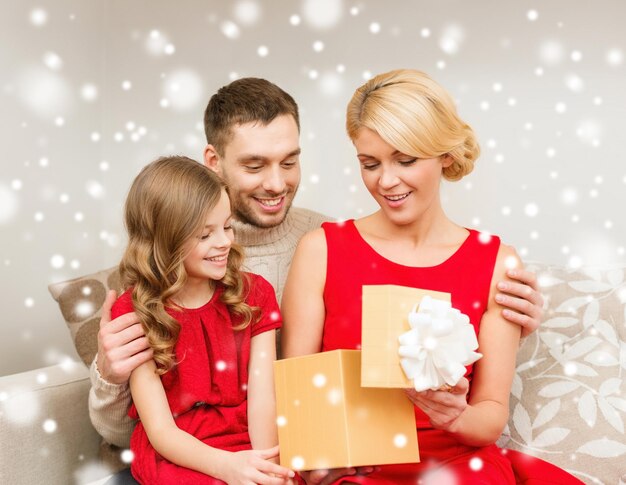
(281, 70, 581, 484)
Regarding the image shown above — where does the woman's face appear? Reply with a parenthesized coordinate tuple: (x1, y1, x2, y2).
(353, 127, 450, 226)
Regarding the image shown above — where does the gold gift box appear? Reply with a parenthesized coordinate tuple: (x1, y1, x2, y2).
(274, 349, 419, 471)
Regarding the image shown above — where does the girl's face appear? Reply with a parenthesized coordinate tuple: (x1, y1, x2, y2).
(183, 190, 234, 283)
(354, 127, 451, 226)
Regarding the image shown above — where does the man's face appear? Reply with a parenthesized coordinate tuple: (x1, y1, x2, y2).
(207, 114, 301, 228)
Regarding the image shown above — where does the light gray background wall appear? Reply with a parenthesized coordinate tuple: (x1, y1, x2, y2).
(2, 0, 625, 376)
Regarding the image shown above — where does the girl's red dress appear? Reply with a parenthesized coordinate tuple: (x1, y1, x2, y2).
(111, 273, 281, 484)
(317, 220, 582, 485)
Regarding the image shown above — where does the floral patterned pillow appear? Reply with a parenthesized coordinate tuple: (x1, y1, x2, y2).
(48, 266, 122, 367)
(502, 263, 626, 485)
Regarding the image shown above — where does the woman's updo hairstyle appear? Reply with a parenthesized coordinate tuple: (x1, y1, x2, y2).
(346, 69, 479, 181)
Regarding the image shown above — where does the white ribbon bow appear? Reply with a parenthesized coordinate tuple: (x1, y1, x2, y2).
(398, 296, 482, 392)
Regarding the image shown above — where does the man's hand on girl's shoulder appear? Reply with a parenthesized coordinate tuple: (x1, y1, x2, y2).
(96, 290, 153, 384)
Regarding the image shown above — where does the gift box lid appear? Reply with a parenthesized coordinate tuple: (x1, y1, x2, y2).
(361, 285, 451, 388)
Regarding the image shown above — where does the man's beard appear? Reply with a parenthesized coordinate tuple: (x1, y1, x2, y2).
(231, 191, 296, 228)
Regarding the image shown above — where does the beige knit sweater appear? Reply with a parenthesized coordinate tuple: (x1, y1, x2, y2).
(88, 207, 331, 448)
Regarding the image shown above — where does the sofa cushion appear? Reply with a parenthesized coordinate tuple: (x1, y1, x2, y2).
(48, 267, 122, 367)
(503, 263, 626, 485)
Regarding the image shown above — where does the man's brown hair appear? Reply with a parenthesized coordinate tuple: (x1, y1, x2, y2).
(203, 77, 300, 156)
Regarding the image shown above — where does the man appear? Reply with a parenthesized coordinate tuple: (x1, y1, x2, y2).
(91, 78, 544, 484)
(202, 78, 330, 301)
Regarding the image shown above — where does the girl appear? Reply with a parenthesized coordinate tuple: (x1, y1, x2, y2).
(113, 156, 295, 484)
(282, 70, 582, 484)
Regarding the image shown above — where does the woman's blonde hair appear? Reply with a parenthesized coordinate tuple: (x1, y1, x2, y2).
(119, 156, 256, 374)
(346, 69, 480, 181)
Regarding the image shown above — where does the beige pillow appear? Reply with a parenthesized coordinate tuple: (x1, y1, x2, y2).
(48, 266, 122, 367)
(503, 263, 626, 485)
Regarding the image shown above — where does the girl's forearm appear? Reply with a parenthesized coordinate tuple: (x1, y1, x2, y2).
(248, 401, 279, 450)
(247, 330, 280, 451)
(148, 424, 230, 478)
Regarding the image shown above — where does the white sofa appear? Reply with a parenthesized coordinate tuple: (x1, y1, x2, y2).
(1, 262, 624, 484)
(0, 362, 105, 484)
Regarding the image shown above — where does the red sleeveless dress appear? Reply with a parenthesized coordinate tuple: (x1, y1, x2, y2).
(318, 220, 582, 485)
(112, 274, 281, 484)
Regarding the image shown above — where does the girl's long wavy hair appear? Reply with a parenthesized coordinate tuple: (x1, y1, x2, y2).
(119, 156, 257, 374)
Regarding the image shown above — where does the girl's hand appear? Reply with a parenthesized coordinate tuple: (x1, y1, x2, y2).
(404, 377, 470, 432)
(219, 446, 295, 485)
